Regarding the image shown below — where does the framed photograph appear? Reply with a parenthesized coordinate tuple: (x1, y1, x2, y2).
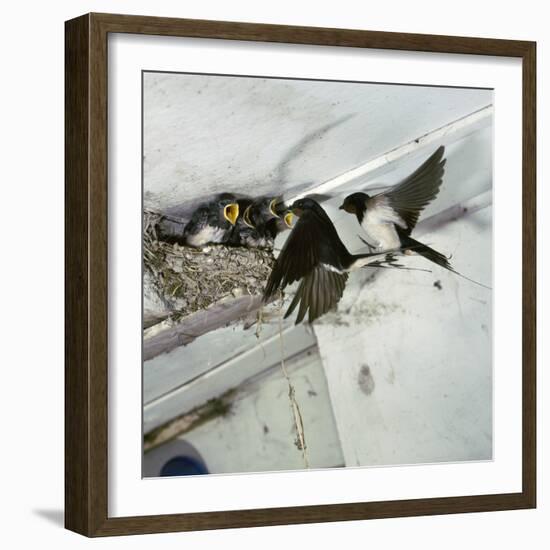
(65, 13, 536, 537)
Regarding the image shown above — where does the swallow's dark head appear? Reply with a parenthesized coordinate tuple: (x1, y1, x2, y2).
(339, 192, 369, 219)
(290, 197, 320, 217)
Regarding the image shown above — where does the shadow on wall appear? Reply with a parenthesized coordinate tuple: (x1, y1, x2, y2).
(274, 113, 356, 189)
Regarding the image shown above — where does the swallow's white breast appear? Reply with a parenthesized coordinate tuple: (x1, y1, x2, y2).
(362, 204, 402, 251)
(186, 225, 226, 247)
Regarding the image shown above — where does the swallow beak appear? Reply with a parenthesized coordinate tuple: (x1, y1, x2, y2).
(242, 205, 254, 228)
(283, 211, 294, 228)
(269, 197, 282, 218)
(338, 203, 345, 210)
(223, 203, 239, 225)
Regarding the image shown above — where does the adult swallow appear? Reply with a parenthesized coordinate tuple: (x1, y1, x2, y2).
(263, 197, 403, 324)
(339, 146, 453, 272)
(181, 193, 240, 247)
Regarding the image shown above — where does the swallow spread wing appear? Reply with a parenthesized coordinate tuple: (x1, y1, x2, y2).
(340, 146, 446, 254)
(264, 198, 400, 324)
(382, 145, 446, 233)
(339, 147, 489, 288)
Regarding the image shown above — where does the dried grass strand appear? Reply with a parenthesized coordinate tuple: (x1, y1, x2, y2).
(277, 291, 309, 468)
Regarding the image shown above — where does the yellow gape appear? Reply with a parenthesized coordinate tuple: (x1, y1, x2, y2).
(223, 203, 239, 225)
(242, 205, 255, 228)
(283, 211, 294, 228)
(268, 198, 280, 217)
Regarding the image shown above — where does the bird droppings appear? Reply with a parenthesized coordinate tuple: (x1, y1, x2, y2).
(358, 365, 376, 396)
(316, 299, 402, 327)
(434, 280, 443, 290)
(144, 209, 275, 320)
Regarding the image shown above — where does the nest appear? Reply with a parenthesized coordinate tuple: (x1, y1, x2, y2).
(144, 210, 276, 320)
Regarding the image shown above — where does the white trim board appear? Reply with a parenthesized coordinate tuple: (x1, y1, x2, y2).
(144, 322, 318, 432)
(288, 104, 493, 202)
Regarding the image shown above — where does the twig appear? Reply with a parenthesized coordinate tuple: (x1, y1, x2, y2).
(255, 306, 264, 339)
(277, 291, 309, 468)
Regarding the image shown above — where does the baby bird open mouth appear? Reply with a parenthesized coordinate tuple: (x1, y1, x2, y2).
(283, 211, 294, 228)
(269, 197, 285, 218)
(242, 204, 255, 228)
(223, 203, 239, 225)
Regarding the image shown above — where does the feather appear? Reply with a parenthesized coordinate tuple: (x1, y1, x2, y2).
(381, 146, 446, 233)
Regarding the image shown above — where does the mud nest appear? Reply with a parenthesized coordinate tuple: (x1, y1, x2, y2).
(144, 210, 276, 319)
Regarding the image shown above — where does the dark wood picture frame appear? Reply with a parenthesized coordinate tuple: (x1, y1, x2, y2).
(65, 12, 536, 537)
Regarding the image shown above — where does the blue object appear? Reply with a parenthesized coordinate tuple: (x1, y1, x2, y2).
(159, 455, 208, 477)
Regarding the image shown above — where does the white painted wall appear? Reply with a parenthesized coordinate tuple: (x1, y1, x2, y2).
(145, 348, 345, 475)
(144, 323, 318, 433)
(315, 206, 492, 467)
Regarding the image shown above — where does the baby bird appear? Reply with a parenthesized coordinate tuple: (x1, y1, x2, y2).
(182, 193, 240, 247)
(242, 196, 284, 229)
(228, 195, 293, 248)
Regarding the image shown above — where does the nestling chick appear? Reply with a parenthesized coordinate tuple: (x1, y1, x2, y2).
(182, 193, 240, 247)
(228, 202, 294, 248)
(241, 196, 284, 229)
